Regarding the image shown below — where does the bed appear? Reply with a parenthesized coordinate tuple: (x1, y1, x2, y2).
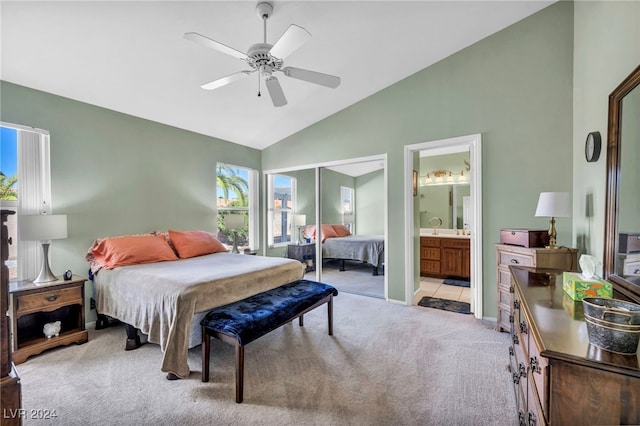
(304, 224, 384, 275)
(88, 231, 304, 379)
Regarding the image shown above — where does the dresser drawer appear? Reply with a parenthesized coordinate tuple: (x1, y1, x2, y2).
(499, 251, 534, 268)
(15, 286, 82, 316)
(528, 337, 548, 420)
(623, 259, 640, 276)
(498, 268, 512, 287)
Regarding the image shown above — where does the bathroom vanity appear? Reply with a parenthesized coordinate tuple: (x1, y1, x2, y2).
(420, 229, 470, 279)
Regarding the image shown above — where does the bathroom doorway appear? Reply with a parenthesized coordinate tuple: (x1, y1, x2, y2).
(403, 134, 483, 319)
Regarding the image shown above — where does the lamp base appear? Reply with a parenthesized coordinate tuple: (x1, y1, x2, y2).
(33, 242, 59, 283)
(546, 217, 558, 249)
(231, 231, 240, 254)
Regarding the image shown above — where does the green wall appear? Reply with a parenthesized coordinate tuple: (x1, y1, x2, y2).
(262, 2, 575, 312)
(572, 1, 640, 266)
(321, 168, 354, 225)
(1, 82, 261, 321)
(354, 169, 384, 235)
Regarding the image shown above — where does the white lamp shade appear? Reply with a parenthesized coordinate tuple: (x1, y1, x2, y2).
(293, 214, 306, 226)
(20, 214, 68, 241)
(535, 192, 570, 218)
(224, 214, 244, 229)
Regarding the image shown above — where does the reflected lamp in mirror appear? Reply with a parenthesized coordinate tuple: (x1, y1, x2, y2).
(224, 214, 244, 253)
(293, 214, 306, 244)
(535, 192, 570, 249)
(343, 213, 355, 233)
(20, 214, 68, 283)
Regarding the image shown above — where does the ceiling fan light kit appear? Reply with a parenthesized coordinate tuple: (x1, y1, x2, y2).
(185, 1, 341, 107)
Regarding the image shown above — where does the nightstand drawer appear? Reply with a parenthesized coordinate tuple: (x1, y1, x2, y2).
(15, 286, 82, 315)
(499, 252, 534, 268)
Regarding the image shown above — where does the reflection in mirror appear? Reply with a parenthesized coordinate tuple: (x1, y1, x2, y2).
(319, 161, 386, 299)
(419, 183, 470, 229)
(617, 83, 640, 280)
(418, 150, 470, 232)
(264, 169, 317, 270)
(604, 64, 640, 301)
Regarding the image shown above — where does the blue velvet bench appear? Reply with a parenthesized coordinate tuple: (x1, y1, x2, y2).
(201, 279, 338, 403)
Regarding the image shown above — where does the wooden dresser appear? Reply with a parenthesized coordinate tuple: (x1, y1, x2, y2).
(421, 236, 470, 279)
(509, 266, 639, 425)
(496, 244, 577, 332)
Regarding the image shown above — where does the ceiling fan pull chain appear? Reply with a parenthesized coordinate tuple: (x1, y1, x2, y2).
(257, 74, 261, 97)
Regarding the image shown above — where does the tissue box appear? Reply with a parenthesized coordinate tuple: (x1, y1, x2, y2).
(562, 272, 612, 301)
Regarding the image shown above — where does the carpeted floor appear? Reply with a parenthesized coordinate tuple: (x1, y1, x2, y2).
(16, 292, 515, 425)
(308, 259, 384, 299)
(418, 296, 472, 314)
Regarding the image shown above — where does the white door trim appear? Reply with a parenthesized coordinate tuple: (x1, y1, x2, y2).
(403, 134, 483, 319)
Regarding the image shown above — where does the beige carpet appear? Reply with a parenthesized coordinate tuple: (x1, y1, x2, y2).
(313, 260, 384, 298)
(17, 292, 516, 426)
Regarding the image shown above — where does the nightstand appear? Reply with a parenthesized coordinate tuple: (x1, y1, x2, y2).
(287, 243, 315, 272)
(9, 276, 88, 364)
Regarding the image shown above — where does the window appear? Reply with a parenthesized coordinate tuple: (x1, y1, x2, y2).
(1, 126, 18, 279)
(216, 164, 258, 251)
(268, 174, 296, 246)
(341, 186, 355, 233)
(1, 123, 52, 280)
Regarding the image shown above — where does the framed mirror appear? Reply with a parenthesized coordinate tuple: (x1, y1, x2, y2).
(603, 64, 640, 301)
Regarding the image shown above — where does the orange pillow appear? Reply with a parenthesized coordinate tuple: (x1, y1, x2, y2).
(332, 224, 351, 237)
(319, 224, 338, 242)
(90, 235, 178, 269)
(168, 230, 227, 258)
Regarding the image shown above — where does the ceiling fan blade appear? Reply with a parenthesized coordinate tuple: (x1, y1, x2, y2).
(282, 66, 341, 89)
(201, 71, 252, 91)
(265, 76, 287, 107)
(184, 32, 248, 60)
(269, 24, 311, 59)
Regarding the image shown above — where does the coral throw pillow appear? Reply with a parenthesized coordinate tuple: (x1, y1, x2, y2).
(90, 235, 178, 270)
(332, 224, 351, 237)
(168, 230, 227, 258)
(319, 224, 338, 242)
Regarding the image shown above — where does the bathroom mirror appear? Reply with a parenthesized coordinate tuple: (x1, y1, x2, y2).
(603, 64, 640, 301)
(418, 183, 470, 230)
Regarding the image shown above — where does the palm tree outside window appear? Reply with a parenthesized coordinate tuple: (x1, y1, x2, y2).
(216, 164, 257, 251)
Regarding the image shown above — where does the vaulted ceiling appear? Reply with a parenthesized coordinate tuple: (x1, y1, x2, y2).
(1, 1, 553, 150)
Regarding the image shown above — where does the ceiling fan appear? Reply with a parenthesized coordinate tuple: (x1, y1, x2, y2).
(184, 2, 341, 107)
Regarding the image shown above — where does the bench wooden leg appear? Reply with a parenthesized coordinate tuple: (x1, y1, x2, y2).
(235, 343, 244, 403)
(328, 296, 334, 336)
(202, 326, 210, 382)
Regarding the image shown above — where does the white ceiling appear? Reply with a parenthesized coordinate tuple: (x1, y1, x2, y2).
(1, 1, 553, 150)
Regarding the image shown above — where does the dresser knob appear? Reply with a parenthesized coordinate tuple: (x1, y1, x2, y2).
(510, 258, 520, 264)
(7, 236, 12, 245)
(45, 294, 59, 302)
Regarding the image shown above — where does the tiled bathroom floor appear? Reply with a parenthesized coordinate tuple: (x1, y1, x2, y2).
(413, 276, 471, 305)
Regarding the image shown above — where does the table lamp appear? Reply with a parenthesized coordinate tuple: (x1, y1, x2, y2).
(293, 214, 306, 244)
(20, 214, 68, 283)
(224, 214, 244, 253)
(535, 192, 570, 249)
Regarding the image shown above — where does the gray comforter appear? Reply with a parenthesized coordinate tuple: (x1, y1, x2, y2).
(322, 235, 384, 267)
(94, 253, 304, 378)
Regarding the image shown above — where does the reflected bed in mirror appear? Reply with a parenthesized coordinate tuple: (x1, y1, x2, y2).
(604, 64, 640, 301)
